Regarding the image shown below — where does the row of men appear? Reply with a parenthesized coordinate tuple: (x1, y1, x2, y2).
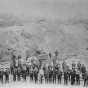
(0, 62, 88, 86)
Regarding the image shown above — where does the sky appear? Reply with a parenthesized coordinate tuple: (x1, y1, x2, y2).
(0, 0, 88, 20)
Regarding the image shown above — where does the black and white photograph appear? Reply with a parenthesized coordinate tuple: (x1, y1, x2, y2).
(0, 0, 88, 88)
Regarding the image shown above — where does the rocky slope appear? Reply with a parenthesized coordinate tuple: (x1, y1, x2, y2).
(0, 14, 88, 65)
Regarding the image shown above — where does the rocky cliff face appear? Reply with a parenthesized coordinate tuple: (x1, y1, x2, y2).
(0, 14, 88, 65)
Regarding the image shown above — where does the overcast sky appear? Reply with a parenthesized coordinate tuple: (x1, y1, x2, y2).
(0, 0, 88, 20)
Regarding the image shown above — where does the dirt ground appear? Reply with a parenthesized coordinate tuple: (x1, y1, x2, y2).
(0, 75, 87, 88)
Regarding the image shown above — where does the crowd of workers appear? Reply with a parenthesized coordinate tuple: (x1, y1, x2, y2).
(0, 52, 88, 87)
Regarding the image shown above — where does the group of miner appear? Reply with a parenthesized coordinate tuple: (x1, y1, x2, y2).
(0, 50, 88, 87)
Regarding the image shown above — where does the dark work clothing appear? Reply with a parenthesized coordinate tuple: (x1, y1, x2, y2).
(13, 74, 16, 81)
(17, 68, 21, 81)
(49, 70, 53, 83)
(83, 72, 88, 86)
(26, 66, 29, 75)
(22, 70, 27, 81)
(34, 67, 38, 83)
(81, 66, 86, 74)
(77, 63, 81, 71)
(53, 69, 57, 84)
(30, 73, 33, 81)
(44, 73, 49, 83)
(4, 71, 9, 83)
(76, 74, 80, 85)
(57, 71, 62, 84)
(64, 72, 68, 85)
(71, 71, 76, 85)
(44, 68, 49, 83)
(34, 72, 38, 83)
(12, 68, 16, 81)
(39, 74, 43, 84)
(29, 67, 34, 81)
(17, 73, 21, 81)
(0, 71, 3, 83)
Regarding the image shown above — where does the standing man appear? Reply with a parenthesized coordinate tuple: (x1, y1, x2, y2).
(29, 65, 34, 81)
(83, 72, 88, 86)
(34, 66, 39, 83)
(48, 65, 53, 83)
(12, 67, 17, 81)
(57, 67, 62, 84)
(64, 71, 69, 85)
(4, 68, 10, 83)
(0, 68, 3, 83)
(72, 62, 76, 71)
(17, 66, 21, 81)
(43, 65, 49, 83)
(70, 69, 76, 85)
(75, 69, 80, 85)
(38, 67, 44, 84)
(53, 66, 56, 84)
(77, 61, 81, 72)
(81, 64, 86, 80)
(21, 64, 27, 81)
(49, 52, 52, 59)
